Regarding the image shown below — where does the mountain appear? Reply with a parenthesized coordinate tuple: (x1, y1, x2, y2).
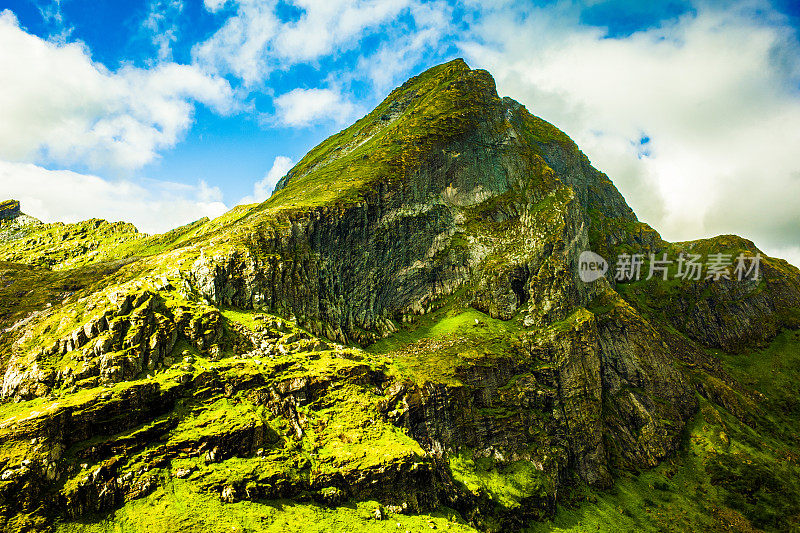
(1, 59, 799, 532)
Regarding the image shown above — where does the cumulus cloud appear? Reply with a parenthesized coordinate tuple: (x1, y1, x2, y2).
(3, 0, 799, 267)
(0, 9, 234, 171)
(191, 0, 452, 128)
(0, 160, 228, 234)
(460, 1, 800, 262)
(240, 155, 294, 204)
(273, 88, 358, 127)
(193, 0, 414, 85)
(353, 1, 454, 95)
(194, 0, 799, 264)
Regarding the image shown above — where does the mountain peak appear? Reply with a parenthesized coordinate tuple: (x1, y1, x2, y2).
(392, 57, 476, 93)
(3, 61, 800, 533)
(269, 58, 501, 208)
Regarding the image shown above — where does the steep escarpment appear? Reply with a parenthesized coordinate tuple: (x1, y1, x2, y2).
(186, 59, 632, 343)
(0, 59, 799, 532)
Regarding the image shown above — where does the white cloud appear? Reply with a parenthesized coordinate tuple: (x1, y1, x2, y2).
(272, 0, 411, 62)
(141, 0, 184, 62)
(0, 10, 234, 171)
(240, 155, 294, 204)
(0, 160, 228, 234)
(460, 1, 800, 264)
(193, 0, 413, 85)
(353, 1, 453, 95)
(273, 88, 358, 127)
(203, 0, 230, 12)
(35, 0, 72, 42)
(192, 0, 454, 127)
(4, 0, 799, 270)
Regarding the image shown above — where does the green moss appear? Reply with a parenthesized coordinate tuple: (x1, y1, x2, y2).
(450, 450, 553, 509)
(220, 308, 265, 332)
(0, 208, 219, 273)
(55, 479, 476, 533)
(0, 260, 137, 356)
(529, 382, 800, 533)
(165, 397, 271, 448)
(524, 404, 720, 532)
(586, 289, 626, 316)
(586, 208, 664, 262)
(368, 302, 523, 386)
(260, 59, 498, 212)
(302, 383, 424, 477)
(0, 218, 143, 270)
(711, 328, 800, 444)
(518, 112, 575, 147)
(540, 308, 593, 336)
(3, 59, 800, 533)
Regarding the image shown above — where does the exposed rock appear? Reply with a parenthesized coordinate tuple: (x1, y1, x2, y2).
(0, 59, 798, 533)
(0, 200, 20, 221)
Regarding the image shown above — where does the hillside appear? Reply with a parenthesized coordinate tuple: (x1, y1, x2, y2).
(0, 59, 799, 532)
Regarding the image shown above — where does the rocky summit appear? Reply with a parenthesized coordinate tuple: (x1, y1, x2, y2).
(0, 59, 799, 532)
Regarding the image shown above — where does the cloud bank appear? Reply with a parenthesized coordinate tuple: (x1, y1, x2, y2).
(0, 160, 227, 234)
(459, 1, 800, 262)
(0, 8, 233, 233)
(1, 1, 798, 266)
(0, 10, 233, 171)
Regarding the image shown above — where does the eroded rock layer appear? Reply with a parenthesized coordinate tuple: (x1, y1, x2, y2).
(0, 59, 799, 532)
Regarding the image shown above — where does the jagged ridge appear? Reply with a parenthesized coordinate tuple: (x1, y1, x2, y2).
(0, 60, 798, 532)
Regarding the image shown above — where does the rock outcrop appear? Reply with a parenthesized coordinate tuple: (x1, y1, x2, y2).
(0, 60, 798, 532)
(0, 200, 20, 221)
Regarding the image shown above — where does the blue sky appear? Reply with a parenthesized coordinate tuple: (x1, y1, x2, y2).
(1, 0, 799, 265)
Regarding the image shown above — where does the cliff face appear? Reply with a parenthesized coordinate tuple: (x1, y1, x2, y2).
(187, 60, 633, 342)
(0, 60, 799, 532)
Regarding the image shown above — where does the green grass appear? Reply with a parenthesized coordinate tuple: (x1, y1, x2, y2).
(260, 59, 500, 212)
(450, 451, 553, 510)
(0, 218, 143, 270)
(715, 329, 800, 413)
(3, 57, 800, 533)
(367, 303, 522, 385)
(220, 307, 267, 332)
(165, 397, 271, 449)
(301, 382, 425, 477)
(55, 479, 477, 533)
(0, 207, 218, 272)
(527, 332, 800, 533)
(526, 403, 743, 532)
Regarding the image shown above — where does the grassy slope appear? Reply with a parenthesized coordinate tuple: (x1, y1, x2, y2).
(264, 59, 496, 211)
(450, 451, 553, 511)
(22, 306, 458, 532)
(367, 297, 522, 386)
(0, 215, 215, 271)
(2, 60, 799, 533)
(56, 485, 475, 533)
(20, 273, 798, 532)
(528, 329, 800, 533)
